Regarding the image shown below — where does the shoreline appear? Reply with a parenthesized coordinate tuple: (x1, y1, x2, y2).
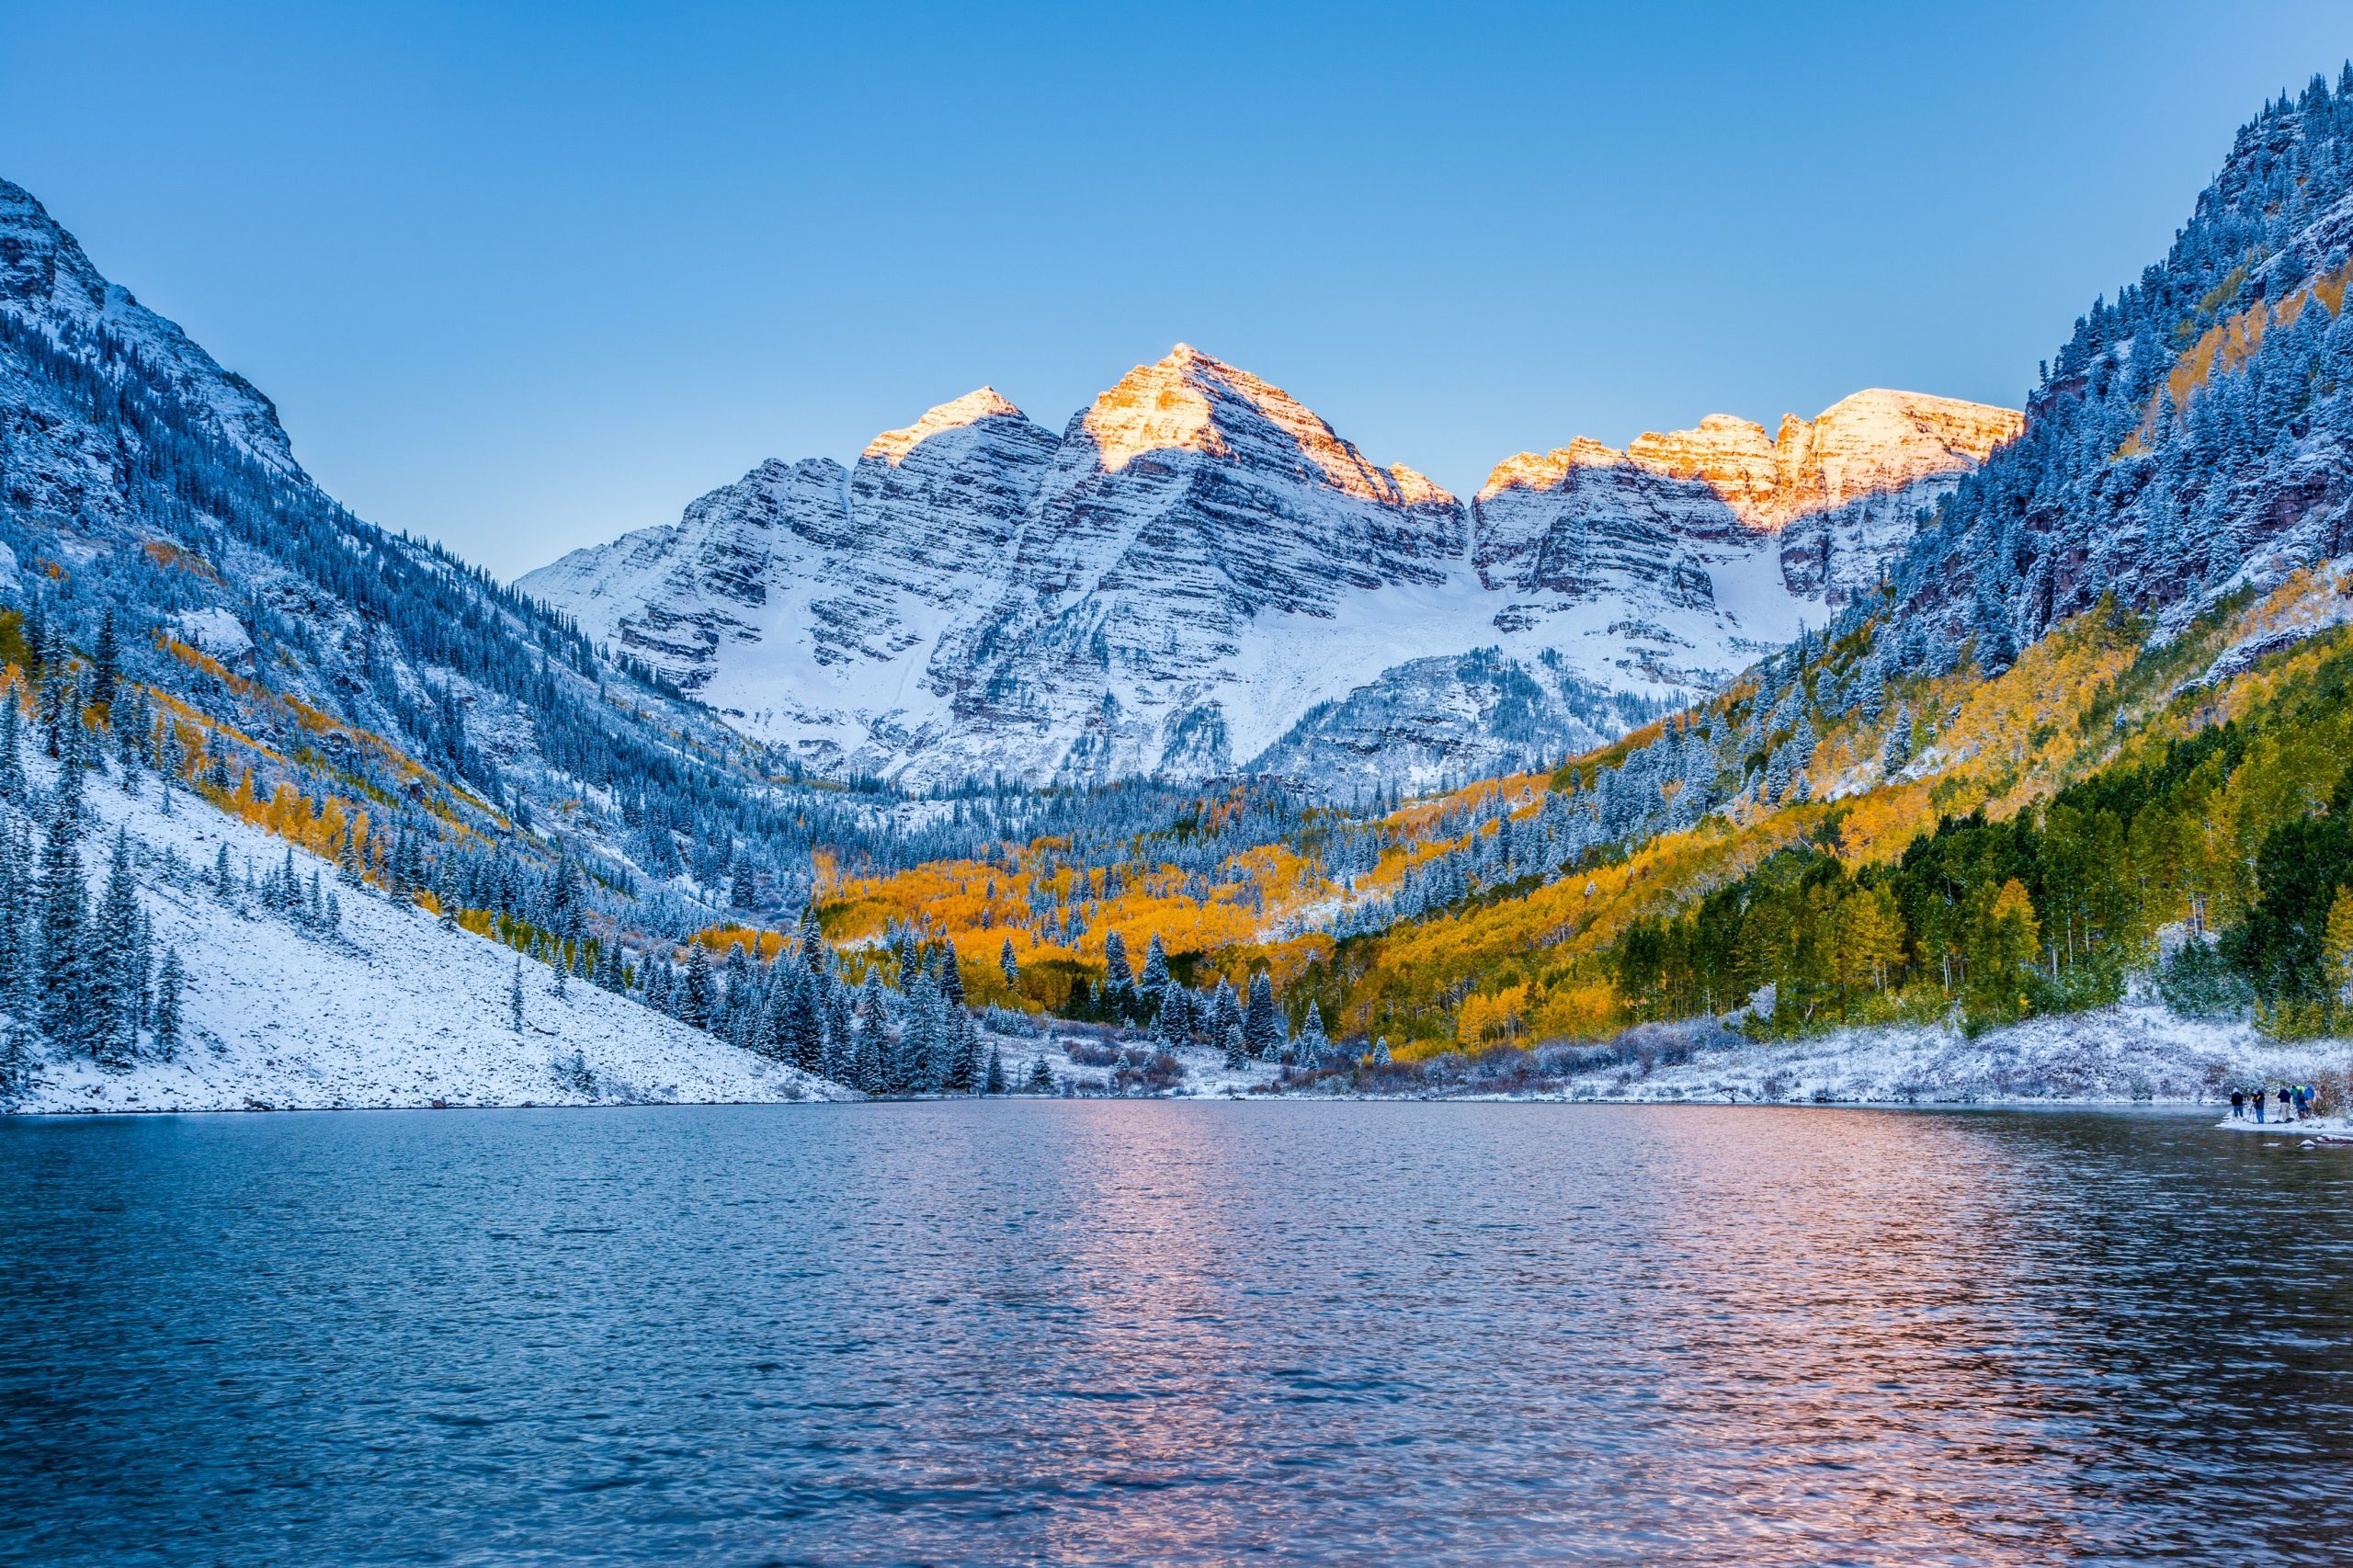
(0, 1090, 2274, 1119)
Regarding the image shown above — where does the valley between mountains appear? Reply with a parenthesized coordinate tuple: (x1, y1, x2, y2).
(10, 69, 2353, 1113)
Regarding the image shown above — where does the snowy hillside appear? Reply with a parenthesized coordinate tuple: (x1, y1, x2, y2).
(1888, 79, 2353, 666)
(1466, 1006, 2350, 1108)
(11, 760, 849, 1114)
(521, 350, 2019, 793)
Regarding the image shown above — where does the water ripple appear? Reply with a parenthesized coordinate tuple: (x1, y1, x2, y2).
(4, 1102, 2350, 1564)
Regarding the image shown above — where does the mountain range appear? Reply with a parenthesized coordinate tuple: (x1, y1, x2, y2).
(9, 65, 2353, 1114)
(519, 350, 2019, 793)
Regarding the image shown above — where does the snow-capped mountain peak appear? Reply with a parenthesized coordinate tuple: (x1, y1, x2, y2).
(522, 356, 2019, 792)
(1075, 344, 1437, 510)
(862, 386, 1029, 465)
(1477, 391, 2021, 528)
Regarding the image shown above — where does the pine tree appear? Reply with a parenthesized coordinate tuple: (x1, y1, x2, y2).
(983, 1045, 1006, 1095)
(1139, 932, 1169, 994)
(89, 831, 140, 1063)
(1208, 976, 1241, 1050)
(1243, 971, 1282, 1058)
(943, 1012, 978, 1093)
(36, 794, 88, 1052)
(1297, 1001, 1329, 1061)
(1882, 705, 1914, 778)
(215, 842, 233, 904)
(1027, 1054, 1055, 1094)
(679, 942, 714, 1028)
(791, 971, 825, 1073)
(153, 948, 183, 1062)
(1102, 930, 1132, 996)
(508, 956, 526, 1033)
(998, 937, 1019, 992)
(89, 608, 119, 711)
(854, 1028, 885, 1096)
(0, 695, 24, 803)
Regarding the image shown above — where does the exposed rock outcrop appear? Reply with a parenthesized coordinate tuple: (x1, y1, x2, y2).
(522, 355, 2020, 790)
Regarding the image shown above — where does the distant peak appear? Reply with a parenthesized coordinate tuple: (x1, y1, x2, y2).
(862, 387, 1027, 465)
(1387, 463, 1458, 507)
(1083, 345, 1435, 506)
(1478, 390, 2021, 517)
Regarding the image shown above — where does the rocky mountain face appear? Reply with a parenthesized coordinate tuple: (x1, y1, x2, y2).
(525, 351, 2019, 793)
(0, 174, 844, 926)
(1879, 82, 2353, 670)
(1473, 392, 2024, 609)
(0, 180, 298, 484)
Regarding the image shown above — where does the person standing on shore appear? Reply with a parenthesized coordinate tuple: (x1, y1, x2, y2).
(2231, 1089, 2246, 1119)
(2256, 1088, 2268, 1123)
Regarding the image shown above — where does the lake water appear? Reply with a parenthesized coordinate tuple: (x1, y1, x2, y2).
(3, 1103, 2349, 1565)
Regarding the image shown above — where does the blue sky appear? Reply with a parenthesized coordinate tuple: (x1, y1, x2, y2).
(2, 2, 2345, 578)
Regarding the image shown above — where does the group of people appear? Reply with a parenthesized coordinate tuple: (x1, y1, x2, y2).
(2228, 1085, 2323, 1122)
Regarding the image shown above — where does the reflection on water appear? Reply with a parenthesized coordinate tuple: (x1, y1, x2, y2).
(3, 1104, 2350, 1565)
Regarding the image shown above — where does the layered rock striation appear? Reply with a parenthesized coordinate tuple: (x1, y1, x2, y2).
(523, 353, 2019, 791)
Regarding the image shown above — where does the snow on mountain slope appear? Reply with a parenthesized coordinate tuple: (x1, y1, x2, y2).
(523, 392, 1059, 767)
(523, 352, 2020, 793)
(16, 765, 850, 1114)
(914, 346, 1474, 783)
(0, 176, 297, 478)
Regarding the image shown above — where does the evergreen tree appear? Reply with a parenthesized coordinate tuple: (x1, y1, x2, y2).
(152, 948, 183, 1062)
(1208, 977, 1241, 1050)
(1882, 706, 1914, 778)
(943, 1012, 978, 1093)
(1139, 932, 1169, 994)
(998, 937, 1019, 992)
(854, 1027, 885, 1096)
(508, 955, 525, 1032)
(89, 608, 119, 711)
(1243, 971, 1282, 1058)
(35, 794, 89, 1052)
(1027, 1053, 1055, 1093)
(0, 1012, 29, 1098)
(983, 1044, 1006, 1095)
(0, 696, 23, 803)
(1102, 929, 1133, 996)
(1297, 1001, 1329, 1062)
(679, 942, 714, 1028)
(89, 831, 141, 1063)
(791, 971, 826, 1073)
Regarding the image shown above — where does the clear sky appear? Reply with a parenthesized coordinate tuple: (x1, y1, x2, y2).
(2, 2, 2344, 579)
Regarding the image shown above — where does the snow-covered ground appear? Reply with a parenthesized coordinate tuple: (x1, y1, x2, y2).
(2215, 1113, 2353, 1141)
(981, 1024, 1284, 1098)
(1439, 1005, 2351, 1107)
(11, 767, 850, 1115)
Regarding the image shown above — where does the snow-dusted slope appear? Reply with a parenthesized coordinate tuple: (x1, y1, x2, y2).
(915, 346, 1473, 782)
(524, 391, 1057, 763)
(0, 177, 297, 479)
(522, 354, 2020, 792)
(15, 767, 849, 1114)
